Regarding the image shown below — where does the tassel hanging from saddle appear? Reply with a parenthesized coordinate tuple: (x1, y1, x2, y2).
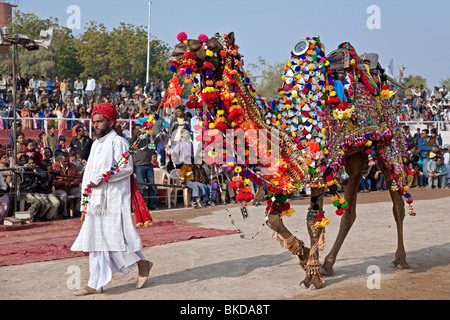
(130, 174, 153, 228)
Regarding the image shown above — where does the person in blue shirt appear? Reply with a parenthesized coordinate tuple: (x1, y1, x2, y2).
(46, 76, 55, 96)
(417, 129, 436, 186)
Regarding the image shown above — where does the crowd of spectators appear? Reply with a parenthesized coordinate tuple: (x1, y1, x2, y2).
(2, 72, 450, 224)
(392, 85, 450, 123)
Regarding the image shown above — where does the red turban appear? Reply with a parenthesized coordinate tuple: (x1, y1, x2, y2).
(92, 103, 118, 123)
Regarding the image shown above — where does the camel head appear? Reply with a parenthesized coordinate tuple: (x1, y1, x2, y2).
(170, 32, 241, 84)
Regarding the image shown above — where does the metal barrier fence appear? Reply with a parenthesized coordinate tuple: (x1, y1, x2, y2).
(0, 116, 143, 139)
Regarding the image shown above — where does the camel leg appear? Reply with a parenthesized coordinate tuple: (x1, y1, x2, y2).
(377, 158, 409, 269)
(300, 187, 327, 289)
(322, 151, 368, 275)
(266, 214, 310, 268)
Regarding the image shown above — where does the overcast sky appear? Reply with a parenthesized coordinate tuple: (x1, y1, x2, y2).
(19, 0, 450, 86)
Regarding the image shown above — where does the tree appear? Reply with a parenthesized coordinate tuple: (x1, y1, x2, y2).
(402, 74, 428, 90)
(247, 57, 284, 99)
(439, 77, 450, 89)
(0, 9, 174, 88)
(76, 21, 111, 80)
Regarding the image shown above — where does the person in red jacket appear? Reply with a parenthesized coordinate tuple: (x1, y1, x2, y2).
(52, 151, 83, 218)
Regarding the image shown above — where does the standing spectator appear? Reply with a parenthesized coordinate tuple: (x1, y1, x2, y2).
(417, 129, 434, 186)
(60, 78, 69, 102)
(151, 153, 160, 168)
(0, 74, 6, 98)
(170, 106, 191, 148)
(74, 77, 84, 96)
(129, 125, 158, 211)
(101, 78, 111, 97)
(43, 125, 58, 154)
(37, 76, 46, 96)
(85, 75, 96, 100)
(21, 105, 32, 130)
(56, 105, 66, 138)
(46, 76, 55, 96)
(116, 77, 124, 95)
(153, 78, 164, 101)
(52, 151, 82, 218)
(172, 129, 193, 167)
(70, 125, 93, 161)
(190, 106, 203, 159)
(430, 128, 443, 149)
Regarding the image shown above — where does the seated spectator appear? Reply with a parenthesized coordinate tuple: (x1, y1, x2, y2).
(73, 151, 86, 172)
(0, 171, 11, 224)
(16, 132, 26, 155)
(52, 151, 82, 218)
(220, 166, 237, 204)
(17, 153, 28, 166)
(21, 139, 43, 167)
(406, 162, 419, 188)
(360, 164, 372, 193)
(55, 135, 68, 152)
(41, 147, 55, 164)
(192, 160, 214, 207)
(414, 163, 424, 188)
(369, 160, 387, 191)
(180, 156, 204, 209)
(19, 157, 51, 222)
(0, 149, 13, 189)
(151, 152, 160, 168)
(36, 160, 60, 220)
(428, 156, 448, 189)
(202, 163, 219, 206)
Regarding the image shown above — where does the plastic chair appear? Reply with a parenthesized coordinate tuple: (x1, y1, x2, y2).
(170, 169, 191, 208)
(153, 168, 171, 209)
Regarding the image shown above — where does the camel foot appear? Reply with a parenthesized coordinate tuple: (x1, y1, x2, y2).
(321, 261, 334, 276)
(391, 260, 409, 269)
(320, 265, 334, 276)
(300, 274, 324, 290)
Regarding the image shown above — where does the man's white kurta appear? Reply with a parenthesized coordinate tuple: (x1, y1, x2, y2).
(71, 130, 142, 253)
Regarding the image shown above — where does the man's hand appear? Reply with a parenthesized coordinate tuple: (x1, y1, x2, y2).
(90, 181, 99, 188)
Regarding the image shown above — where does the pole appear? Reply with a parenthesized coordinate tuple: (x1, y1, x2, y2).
(11, 43, 18, 212)
(146, 1, 152, 85)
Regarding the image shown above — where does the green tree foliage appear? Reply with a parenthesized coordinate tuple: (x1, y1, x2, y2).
(402, 74, 428, 90)
(247, 57, 285, 99)
(0, 10, 171, 86)
(439, 77, 450, 89)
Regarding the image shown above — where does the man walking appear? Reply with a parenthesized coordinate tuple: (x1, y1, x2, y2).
(71, 103, 152, 296)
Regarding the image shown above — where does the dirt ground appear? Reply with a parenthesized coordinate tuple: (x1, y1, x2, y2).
(1, 188, 449, 302)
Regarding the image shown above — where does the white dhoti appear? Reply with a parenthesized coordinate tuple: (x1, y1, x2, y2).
(88, 249, 145, 292)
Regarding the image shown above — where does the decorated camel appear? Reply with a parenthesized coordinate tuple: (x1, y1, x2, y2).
(166, 32, 415, 289)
